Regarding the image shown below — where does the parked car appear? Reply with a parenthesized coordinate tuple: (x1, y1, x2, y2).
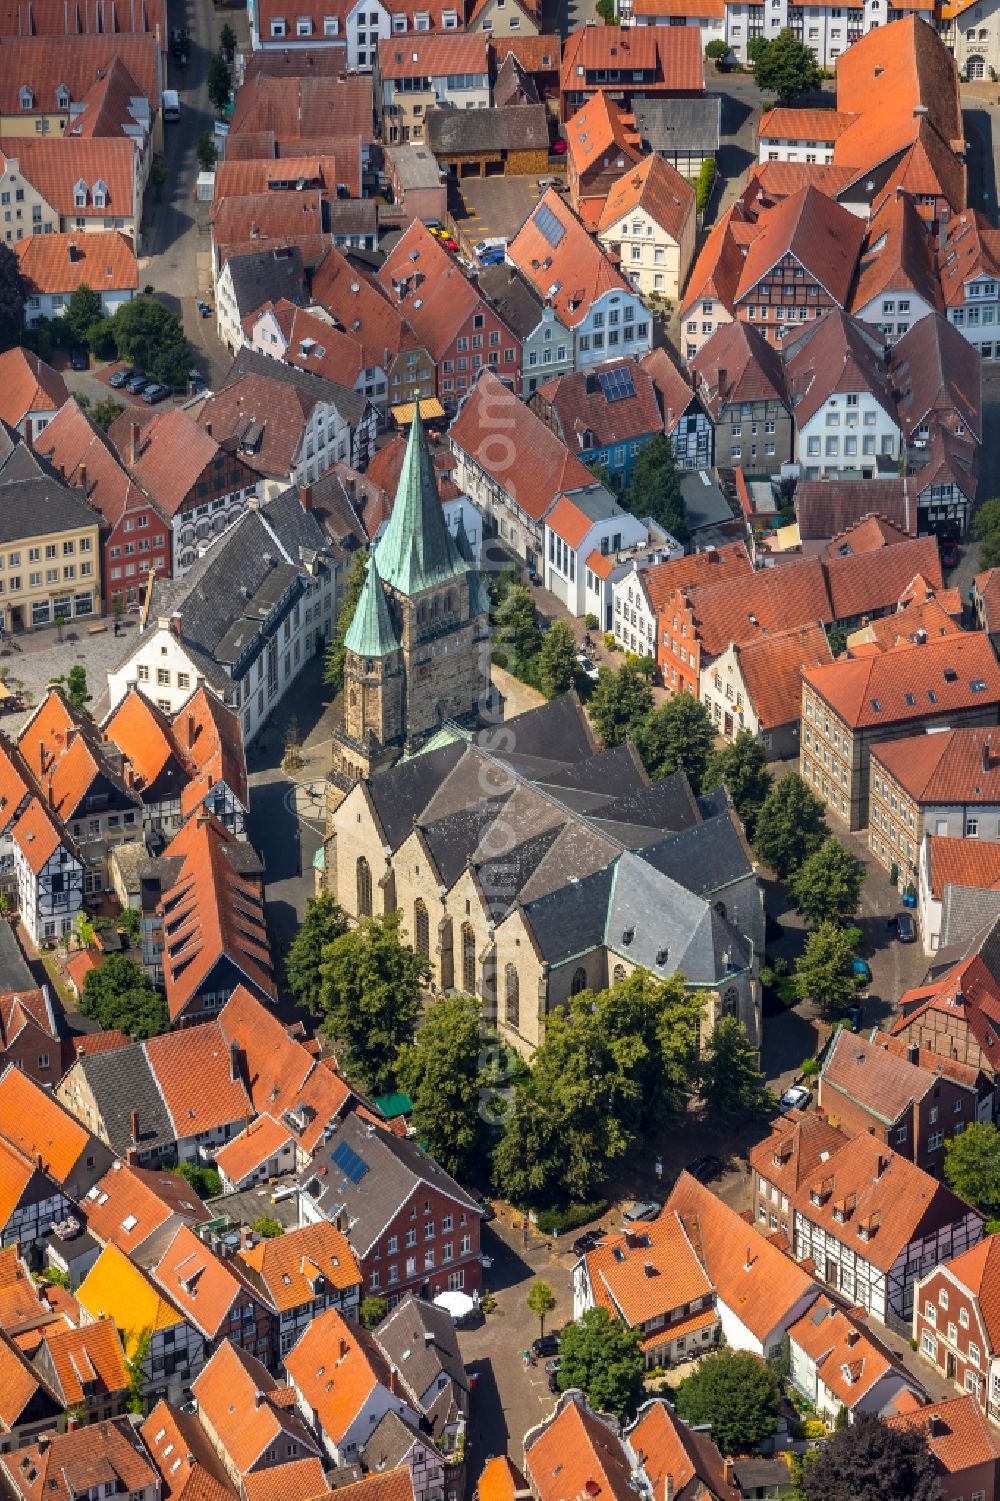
(622, 1199, 661, 1224)
(779, 1084, 811, 1114)
(846, 1003, 863, 1031)
(575, 652, 600, 683)
(531, 1334, 559, 1359)
(109, 367, 134, 389)
(125, 374, 150, 393)
(940, 539, 960, 570)
(196, 300, 212, 318)
(550, 138, 568, 155)
(142, 384, 169, 404)
(851, 957, 872, 983)
(685, 1154, 722, 1183)
(572, 1229, 604, 1257)
(895, 911, 917, 943)
(69, 347, 89, 371)
(547, 1370, 560, 1393)
(171, 26, 188, 55)
(188, 369, 207, 393)
(544, 1357, 561, 1375)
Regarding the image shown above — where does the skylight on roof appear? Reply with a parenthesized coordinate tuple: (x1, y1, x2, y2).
(870, 699, 881, 712)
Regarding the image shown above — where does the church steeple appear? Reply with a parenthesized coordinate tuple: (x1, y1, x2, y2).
(374, 411, 466, 597)
(343, 552, 400, 659)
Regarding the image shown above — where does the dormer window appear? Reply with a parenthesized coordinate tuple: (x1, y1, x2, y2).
(73, 179, 88, 209)
(270, 17, 287, 35)
(296, 16, 313, 34)
(323, 15, 339, 33)
(18, 85, 33, 109)
(55, 85, 70, 108)
(92, 179, 108, 209)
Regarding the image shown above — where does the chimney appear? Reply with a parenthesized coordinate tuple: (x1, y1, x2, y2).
(255, 1390, 266, 1408)
(664, 1479, 673, 1501)
(68, 240, 78, 263)
(743, 1246, 753, 1272)
(716, 365, 727, 399)
(875, 1152, 889, 1179)
(170, 610, 183, 638)
(78, 462, 87, 494)
(984, 734, 993, 774)
(126, 1147, 139, 1165)
(229, 1040, 240, 1083)
(130, 1109, 139, 1145)
(423, 1330, 435, 1346)
(301, 483, 313, 512)
(130, 420, 141, 466)
(929, 1411, 941, 1437)
(23, 421, 33, 452)
(908, 1043, 920, 1065)
(37, 1437, 51, 1455)
(722, 1459, 735, 1487)
(938, 206, 950, 254)
(187, 711, 196, 750)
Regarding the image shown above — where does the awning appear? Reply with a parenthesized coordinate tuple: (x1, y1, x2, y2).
(392, 398, 445, 425)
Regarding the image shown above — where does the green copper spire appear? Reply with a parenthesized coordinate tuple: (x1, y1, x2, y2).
(343, 552, 401, 658)
(375, 413, 467, 597)
(454, 507, 490, 617)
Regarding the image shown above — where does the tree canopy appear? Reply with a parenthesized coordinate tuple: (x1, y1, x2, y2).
(110, 296, 191, 388)
(63, 285, 104, 347)
(324, 551, 369, 689)
(207, 53, 232, 111)
(317, 911, 428, 1092)
(495, 584, 543, 665)
(285, 891, 348, 1008)
(557, 1307, 645, 1419)
(527, 1280, 557, 1335)
(702, 731, 773, 838)
(750, 28, 822, 101)
(794, 921, 860, 1017)
(538, 621, 578, 698)
(700, 1017, 775, 1121)
(944, 1121, 1000, 1209)
(0, 243, 26, 350)
(79, 953, 169, 1039)
(396, 992, 488, 1178)
(802, 1413, 941, 1501)
(621, 436, 689, 542)
(633, 692, 715, 789)
(790, 836, 865, 926)
(754, 772, 828, 878)
(674, 1349, 780, 1455)
(588, 660, 654, 748)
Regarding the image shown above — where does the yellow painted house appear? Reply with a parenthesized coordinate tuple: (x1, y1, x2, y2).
(77, 1244, 204, 1402)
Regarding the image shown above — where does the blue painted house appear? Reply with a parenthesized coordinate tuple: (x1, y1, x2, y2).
(530, 358, 663, 486)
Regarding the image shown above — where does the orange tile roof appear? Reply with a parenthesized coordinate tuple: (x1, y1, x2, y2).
(330, 1471, 416, 1501)
(758, 107, 856, 142)
(214, 156, 343, 200)
(238, 1221, 360, 1311)
(377, 31, 487, 78)
(490, 34, 561, 74)
(665, 1173, 819, 1342)
(230, 72, 373, 145)
(835, 17, 963, 155)
(0, 1137, 35, 1235)
(803, 630, 1000, 730)
(36, 397, 147, 530)
(743, 160, 856, 210)
(585, 549, 615, 581)
(448, 369, 594, 523)
(887, 1393, 1000, 1475)
(9, 136, 135, 219)
(597, 151, 694, 242)
(927, 837, 1000, 900)
(18, 229, 136, 298)
(507, 188, 630, 331)
(0, 348, 67, 429)
(730, 622, 833, 732)
(680, 200, 754, 318)
(0, 1327, 51, 1430)
(526, 1396, 636, 1501)
(214, 1114, 293, 1188)
(0, 34, 160, 114)
(823, 535, 944, 622)
(689, 320, 788, 416)
(212, 193, 326, 269)
(560, 24, 703, 94)
(142, 1399, 238, 1501)
(1, 1417, 158, 1501)
(627, 1401, 738, 1501)
(585, 1216, 712, 1329)
(787, 1296, 909, 1409)
(566, 91, 641, 182)
(175, 686, 248, 814)
(311, 248, 425, 367)
(377, 220, 483, 362)
(545, 494, 602, 550)
(850, 194, 942, 318)
(144, 1025, 252, 1139)
(41, 1317, 128, 1405)
(152, 1224, 249, 1338)
(0, 1065, 90, 1185)
(476, 1457, 527, 1501)
(870, 118, 966, 217)
(82, 1160, 178, 1251)
(734, 188, 865, 309)
(253, 300, 367, 391)
(871, 727, 1000, 807)
(110, 405, 227, 519)
(630, 0, 722, 16)
(976, 566, 1000, 633)
(243, 1461, 328, 1501)
(193, 1341, 320, 1477)
(285, 1308, 396, 1443)
(0, 1244, 59, 1335)
(639, 543, 752, 615)
(0, 0, 166, 48)
(684, 556, 832, 660)
(939, 210, 1000, 309)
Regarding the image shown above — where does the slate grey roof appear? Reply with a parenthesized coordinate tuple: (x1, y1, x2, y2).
(641, 809, 754, 899)
(605, 852, 751, 985)
(0, 921, 37, 995)
(0, 468, 98, 546)
(592, 770, 701, 835)
(680, 470, 734, 534)
(224, 346, 371, 430)
(493, 51, 539, 108)
(375, 1293, 468, 1433)
(425, 103, 548, 155)
(938, 886, 1000, 955)
(476, 826, 563, 922)
(362, 1411, 429, 1472)
(225, 245, 307, 320)
(74, 1042, 175, 1159)
(298, 1111, 480, 1254)
(478, 264, 548, 341)
(328, 199, 378, 234)
(492, 693, 596, 764)
(367, 739, 467, 851)
(631, 96, 721, 157)
(520, 865, 615, 965)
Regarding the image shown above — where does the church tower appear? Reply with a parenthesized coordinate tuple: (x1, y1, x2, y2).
(331, 414, 489, 787)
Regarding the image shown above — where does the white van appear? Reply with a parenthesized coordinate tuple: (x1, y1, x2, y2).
(163, 89, 181, 122)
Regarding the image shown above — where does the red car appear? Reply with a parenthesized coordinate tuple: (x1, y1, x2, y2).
(550, 138, 568, 155)
(939, 539, 960, 569)
(445, 237, 459, 252)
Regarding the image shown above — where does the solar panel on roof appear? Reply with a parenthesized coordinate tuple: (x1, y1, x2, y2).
(332, 1140, 369, 1184)
(597, 366, 636, 404)
(535, 202, 565, 249)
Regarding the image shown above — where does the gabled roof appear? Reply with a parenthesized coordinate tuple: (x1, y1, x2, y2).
(803, 631, 1000, 730)
(887, 1394, 1000, 1477)
(731, 622, 833, 731)
(538, 359, 662, 452)
(734, 187, 865, 308)
(312, 247, 425, 368)
(597, 150, 694, 242)
(626, 1400, 738, 1501)
(377, 31, 487, 78)
(192, 1340, 321, 1477)
(525, 1394, 636, 1501)
(758, 107, 856, 143)
(639, 348, 696, 434)
(796, 481, 916, 542)
(566, 90, 641, 183)
(144, 1023, 252, 1138)
(109, 404, 235, 519)
(834, 17, 963, 172)
(10, 136, 135, 219)
(0, 349, 67, 429)
(870, 728, 1000, 807)
(822, 535, 944, 622)
(223, 245, 308, 323)
(238, 1220, 360, 1310)
(40, 1318, 128, 1406)
(0, 33, 160, 113)
(821, 1027, 945, 1123)
(507, 188, 631, 330)
(939, 210, 1000, 308)
(891, 312, 982, 441)
(285, 1307, 397, 1443)
(0, 1417, 157, 1501)
(787, 1296, 918, 1410)
(142, 1399, 237, 1501)
(560, 24, 703, 93)
(214, 1112, 294, 1188)
(377, 220, 489, 361)
(690, 320, 788, 418)
(374, 1294, 467, 1427)
(849, 193, 942, 318)
(926, 836, 1000, 900)
(680, 200, 753, 318)
(783, 308, 896, 428)
(35, 396, 146, 530)
(211, 193, 327, 270)
(76, 1243, 185, 1353)
(681, 556, 832, 659)
(582, 1214, 711, 1335)
(0, 1065, 92, 1187)
(151, 1225, 249, 1339)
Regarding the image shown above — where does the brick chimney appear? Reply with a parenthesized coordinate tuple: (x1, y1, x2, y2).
(78, 462, 87, 494)
(300, 483, 313, 512)
(130, 1109, 139, 1145)
(170, 610, 183, 638)
(130, 420, 141, 466)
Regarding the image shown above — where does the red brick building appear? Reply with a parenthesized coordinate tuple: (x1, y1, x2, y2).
(914, 1237, 1000, 1421)
(886, 1395, 1000, 1501)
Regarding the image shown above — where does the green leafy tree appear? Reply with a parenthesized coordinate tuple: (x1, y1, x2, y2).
(324, 550, 369, 689)
(802, 1412, 941, 1501)
(124, 1328, 152, 1415)
(360, 1295, 388, 1329)
(63, 284, 104, 346)
(396, 992, 488, 1177)
(557, 1307, 644, 1419)
(494, 583, 542, 663)
(111, 296, 191, 389)
(700, 1017, 775, 1120)
(252, 1216, 284, 1238)
(793, 921, 859, 1018)
(973, 497, 1000, 540)
(791, 836, 865, 926)
(318, 911, 428, 1092)
(705, 37, 729, 57)
(943, 1121, 1000, 1209)
(622, 435, 688, 541)
(80, 952, 169, 1038)
(753, 772, 828, 878)
(527, 1280, 557, 1336)
(702, 730, 773, 837)
(174, 1161, 220, 1197)
(538, 620, 578, 698)
(492, 1088, 569, 1207)
(207, 53, 232, 111)
(587, 461, 620, 496)
(588, 659, 654, 748)
(595, 0, 618, 23)
(751, 28, 822, 101)
(746, 33, 770, 63)
(87, 316, 118, 359)
(92, 397, 125, 433)
(119, 906, 142, 942)
(197, 131, 218, 172)
(0, 242, 26, 349)
(675, 1349, 780, 1455)
(633, 692, 715, 789)
(66, 665, 91, 715)
(827, 624, 848, 656)
(220, 22, 237, 51)
(75, 913, 96, 950)
(285, 891, 348, 1007)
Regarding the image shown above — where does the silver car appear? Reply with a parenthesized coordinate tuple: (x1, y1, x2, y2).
(779, 1084, 811, 1114)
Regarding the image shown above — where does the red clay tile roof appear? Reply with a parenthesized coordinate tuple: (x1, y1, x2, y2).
(560, 24, 702, 94)
(679, 200, 752, 319)
(231, 71, 373, 145)
(0, 1064, 90, 1185)
(926, 836, 1000, 900)
(758, 107, 856, 142)
(730, 622, 833, 732)
(796, 480, 917, 542)
(939, 210, 1000, 309)
(83, 1160, 183, 1251)
(849, 194, 942, 318)
(871, 118, 966, 218)
(823, 515, 912, 557)
(448, 369, 594, 523)
(537, 358, 663, 452)
(835, 17, 963, 160)
(566, 91, 641, 183)
(822, 535, 944, 621)
(787, 1296, 911, 1409)
(142, 1399, 238, 1501)
(0, 34, 160, 113)
(243, 1461, 328, 1501)
(887, 1393, 1000, 1475)
(0, 1138, 36, 1238)
(734, 187, 865, 308)
(639, 348, 694, 434)
(193, 1341, 320, 1476)
(238, 1221, 360, 1311)
(690, 320, 788, 418)
(744, 160, 857, 210)
(253, 300, 368, 390)
(1, 1418, 158, 1501)
(891, 313, 982, 442)
(214, 1113, 293, 1186)
(9, 136, 135, 219)
(0, 1243, 62, 1335)
(490, 34, 561, 74)
(851, 595, 961, 651)
(545, 495, 602, 549)
(507, 188, 631, 330)
(36, 397, 147, 530)
(377, 31, 486, 78)
(871, 727, 1000, 806)
(476, 1458, 527, 1501)
(109, 405, 231, 518)
(820, 1026, 943, 1121)
(0, 0, 165, 47)
(976, 567, 1000, 633)
(803, 630, 1000, 730)
(927, 1236, 1000, 1354)
(42, 1318, 128, 1405)
(526, 1396, 636, 1501)
(330, 1471, 416, 1501)
(212, 193, 327, 269)
(151, 1224, 250, 1339)
(597, 150, 694, 242)
(0, 348, 67, 428)
(312, 248, 425, 368)
(145, 1024, 252, 1137)
(285, 1308, 398, 1444)
(628, 1403, 738, 1501)
(639, 542, 752, 614)
(214, 155, 348, 200)
(377, 220, 487, 361)
(783, 309, 897, 430)
(683, 556, 833, 659)
(584, 1215, 711, 1330)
